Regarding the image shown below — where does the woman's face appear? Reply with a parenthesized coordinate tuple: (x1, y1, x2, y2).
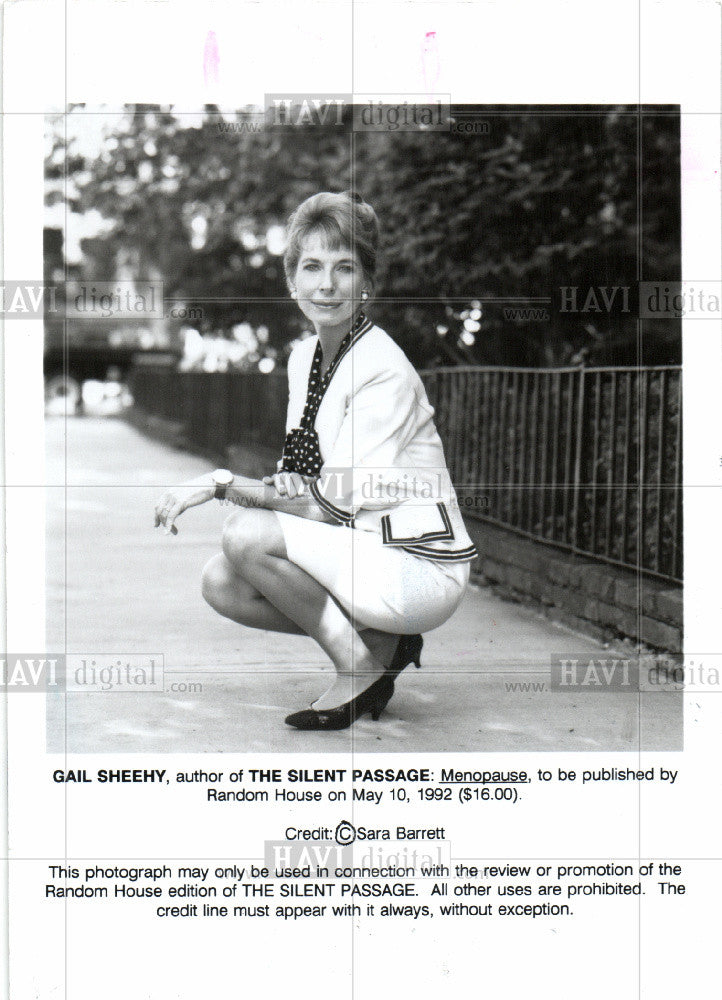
(292, 230, 366, 337)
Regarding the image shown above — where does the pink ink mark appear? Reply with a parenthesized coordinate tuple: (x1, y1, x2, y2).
(203, 30, 220, 89)
(422, 31, 440, 94)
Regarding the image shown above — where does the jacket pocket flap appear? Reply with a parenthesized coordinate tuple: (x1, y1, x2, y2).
(381, 502, 455, 545)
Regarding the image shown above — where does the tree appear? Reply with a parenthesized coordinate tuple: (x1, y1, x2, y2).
(47, 104, 681, 367)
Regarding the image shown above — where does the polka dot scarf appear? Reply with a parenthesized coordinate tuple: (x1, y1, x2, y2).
(281, 312, 372, 477)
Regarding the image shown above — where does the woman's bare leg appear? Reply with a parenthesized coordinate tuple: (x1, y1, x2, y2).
(356, 629, 400, 668)
(202, 553, 306, 634)
(220, 508, 387, 708)
(203, 554, 401, 677)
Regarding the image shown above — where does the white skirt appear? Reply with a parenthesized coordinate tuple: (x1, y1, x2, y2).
(274, 512, 470, 634)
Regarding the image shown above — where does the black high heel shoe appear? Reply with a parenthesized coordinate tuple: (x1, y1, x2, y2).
(387, 634, 423, 678)
(285, 673, 395, 731)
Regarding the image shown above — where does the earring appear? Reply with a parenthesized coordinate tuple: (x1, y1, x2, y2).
(290, 289, 297, 299)
(361, 290, 369, 301)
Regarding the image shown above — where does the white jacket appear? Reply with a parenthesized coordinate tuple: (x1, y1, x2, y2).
(282, 321, 478, 564)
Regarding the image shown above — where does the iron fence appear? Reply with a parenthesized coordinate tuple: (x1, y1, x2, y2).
(130, 361, 682, 584)
(421, 365, 682, 583)
(130, 360, 287, 454)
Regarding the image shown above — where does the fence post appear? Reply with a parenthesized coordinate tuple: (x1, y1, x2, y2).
(570, 366, 586, 554)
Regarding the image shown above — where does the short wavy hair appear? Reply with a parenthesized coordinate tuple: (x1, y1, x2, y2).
(283, 191, 379, 290)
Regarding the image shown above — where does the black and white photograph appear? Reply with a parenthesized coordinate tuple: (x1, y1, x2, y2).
(44, 102, 683, 751)
(4, 2, 720, 998)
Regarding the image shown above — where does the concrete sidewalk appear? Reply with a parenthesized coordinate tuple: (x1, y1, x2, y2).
(46, 416, 681, 753)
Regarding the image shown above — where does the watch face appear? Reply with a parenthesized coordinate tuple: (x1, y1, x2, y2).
(213, 469, 234, 486)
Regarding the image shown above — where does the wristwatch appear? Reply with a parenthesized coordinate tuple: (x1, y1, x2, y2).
(211, 468, 234, 501)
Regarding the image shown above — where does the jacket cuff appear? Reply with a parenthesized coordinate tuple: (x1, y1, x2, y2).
(309, 479, 354, 526)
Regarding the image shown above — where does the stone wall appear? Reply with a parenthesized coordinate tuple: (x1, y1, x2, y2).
(465, 519, 682, 653)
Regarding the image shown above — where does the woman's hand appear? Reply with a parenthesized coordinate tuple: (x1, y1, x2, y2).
(261, 471, 310, 499)
(154, 480, 215, 535)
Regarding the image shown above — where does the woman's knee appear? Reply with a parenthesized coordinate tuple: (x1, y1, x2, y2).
(201, 554, 235, 611)
(221, 508, 269, 566)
